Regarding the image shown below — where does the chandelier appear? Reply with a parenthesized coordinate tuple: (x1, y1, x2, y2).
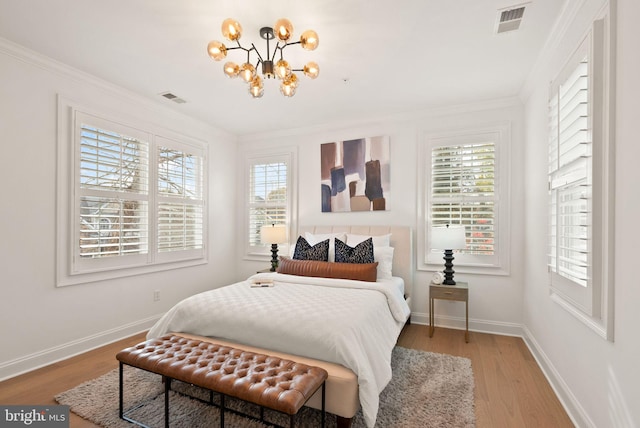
(207, 18, 319, 98)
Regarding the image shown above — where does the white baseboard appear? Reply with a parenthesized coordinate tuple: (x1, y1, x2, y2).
(521, 325, 593, 428)
(410, 311, 524, 337)
(0, 315, 161, 382)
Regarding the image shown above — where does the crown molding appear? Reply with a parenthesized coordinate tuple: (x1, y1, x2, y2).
(0, 36, 234, 140)
(519, 0, 591, 101)
(239, 96, 522, 143)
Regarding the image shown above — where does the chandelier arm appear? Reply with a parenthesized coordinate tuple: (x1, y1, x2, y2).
(273, 44, 285, 62)
(227, 39, 251, 55)
(250, 43, 264, 63)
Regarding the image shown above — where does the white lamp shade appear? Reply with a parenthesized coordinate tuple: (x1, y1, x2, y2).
(431, 225, 466, 250)
(260, 224, 287, 244)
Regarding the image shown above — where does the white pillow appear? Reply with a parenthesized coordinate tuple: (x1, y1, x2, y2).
(347, 233, 391, 248)
(305, 232, 346, 262)
(374, 246, 394, 279)
(346, 234, 394, 278)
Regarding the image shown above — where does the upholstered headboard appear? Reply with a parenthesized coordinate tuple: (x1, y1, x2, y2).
(298, 225, 414, 303)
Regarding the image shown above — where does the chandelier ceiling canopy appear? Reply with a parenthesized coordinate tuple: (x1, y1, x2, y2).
(207, 18, 319, 98)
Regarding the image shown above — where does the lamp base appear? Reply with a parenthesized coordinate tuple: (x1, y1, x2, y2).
(270, 244, 279, 272)
(442, 249, 457, 285)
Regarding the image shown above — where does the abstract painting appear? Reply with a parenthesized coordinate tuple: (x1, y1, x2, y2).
(321, 136, 390, 212)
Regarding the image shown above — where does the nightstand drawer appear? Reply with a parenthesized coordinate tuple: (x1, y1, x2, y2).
(430, 286, 468, 301)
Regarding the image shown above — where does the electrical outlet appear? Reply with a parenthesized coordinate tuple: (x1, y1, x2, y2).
(153, 290, 160, 302)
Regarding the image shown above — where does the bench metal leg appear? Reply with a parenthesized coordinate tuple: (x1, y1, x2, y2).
(164, 377, 171, 428)
(119, 362, 124, 420)
(118, 361, 325, 428)
(220, 393, 225, 428)
(321, 382, 326, 428)
(119, 363, 156, 428)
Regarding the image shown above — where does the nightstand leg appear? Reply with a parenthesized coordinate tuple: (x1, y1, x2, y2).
(465, 300, 469, 343)
(429, 297, 434, 337)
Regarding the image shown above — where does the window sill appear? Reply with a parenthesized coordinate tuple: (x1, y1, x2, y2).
(57, 258, 207, 287)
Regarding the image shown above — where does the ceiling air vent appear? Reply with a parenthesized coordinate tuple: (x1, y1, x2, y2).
(160, 92, 187, 104)
(495, 3, 528, 34)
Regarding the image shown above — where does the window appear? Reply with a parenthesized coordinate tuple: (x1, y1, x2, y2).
(78, 122, 149, 263)
(418, 124, 510, 274)
(431, 142, 496, 255)
(547, 16, 614, 340)
(243, 149, 296, 258)
(548, 48, 590, 291)
(156, 138, 205, 261)
(57, 104, 207, 286)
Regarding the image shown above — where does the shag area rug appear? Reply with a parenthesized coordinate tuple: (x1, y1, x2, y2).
(56, 346, 475, 427)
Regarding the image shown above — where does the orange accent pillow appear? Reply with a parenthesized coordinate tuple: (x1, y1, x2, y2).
(277, 257, 378, 282)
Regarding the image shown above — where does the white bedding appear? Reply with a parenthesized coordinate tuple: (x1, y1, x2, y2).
(147, 272, 411, 428)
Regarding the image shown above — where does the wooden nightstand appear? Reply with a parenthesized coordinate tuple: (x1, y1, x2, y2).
(429, 281, 469, 342)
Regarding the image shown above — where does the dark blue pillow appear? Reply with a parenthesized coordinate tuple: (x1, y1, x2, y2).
(292, 236, 330, 261)
(335, 237, 374, 264)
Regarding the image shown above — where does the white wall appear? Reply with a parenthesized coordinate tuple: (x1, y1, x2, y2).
(521, 0, 639, 426)
(237, 98, 526, 335)
(4, 1, 637, 423)
(0, 40, 238, 380)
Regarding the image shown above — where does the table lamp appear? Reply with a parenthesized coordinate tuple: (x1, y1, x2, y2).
(431, 224, 466, 285)
(260, 224, 287, 271)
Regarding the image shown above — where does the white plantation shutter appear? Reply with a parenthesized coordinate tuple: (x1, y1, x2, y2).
(545, 16, 614, 340)
(248, 160, 288, 247)
(77, 120, 149, 261)
(431, 143, 496, 256)
(157, 203, 203, 251)
(157, 145, 204, 255)
(419, 124, 509, 274)
(548, 56, 591, 288)
(69, 110, 207, 279)
(79, 196, 148, 257)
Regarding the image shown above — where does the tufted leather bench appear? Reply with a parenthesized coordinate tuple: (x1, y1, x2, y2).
(116, 334, 328, 428)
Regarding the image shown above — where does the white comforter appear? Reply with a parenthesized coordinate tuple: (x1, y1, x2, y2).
(147, 272, 411, 428)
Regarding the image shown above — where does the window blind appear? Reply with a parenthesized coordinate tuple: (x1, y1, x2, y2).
(80, 126, 149, 192)
(430, 143, 496, 255)
(548, 57, 591, 288)
(79, 125, 149, 258)
(248, 161, 288, 247)
(157, 147, 204, 252)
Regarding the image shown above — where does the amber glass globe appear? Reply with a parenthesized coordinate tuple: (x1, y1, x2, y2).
(300, 30, 319, 51)
(274, 18, 294, 42)
(250, 85, 264, 98)
(223, 62, 239, 78)
(207, 41, 227, 61)
(274, 59, 291, 80)
(303, 61, 319, 79)
(221, 18, 242, 41)
(239, 63, 256, 83)
(249, 75, 264, 98)
(283, 73, 299, 88)
(280, 82, 296, 97)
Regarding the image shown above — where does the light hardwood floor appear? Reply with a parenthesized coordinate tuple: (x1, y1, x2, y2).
(0, 326, 573, 427)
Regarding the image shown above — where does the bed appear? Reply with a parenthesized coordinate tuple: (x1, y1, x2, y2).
(147, 225, 413, 428)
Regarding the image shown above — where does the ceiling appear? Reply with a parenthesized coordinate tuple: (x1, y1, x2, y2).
(0, 0, 566, 136)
